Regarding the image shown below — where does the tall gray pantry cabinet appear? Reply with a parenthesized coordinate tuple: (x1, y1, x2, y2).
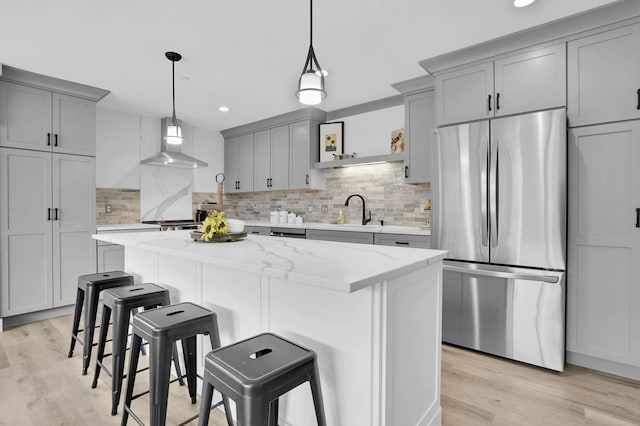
(0, 67, 108, 318)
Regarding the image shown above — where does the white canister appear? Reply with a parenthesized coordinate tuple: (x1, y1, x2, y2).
(287, 212, 296, 224)
(279, 210, 288, 223)
(295, 216, 303, 225)
(270, 211, 279, 224)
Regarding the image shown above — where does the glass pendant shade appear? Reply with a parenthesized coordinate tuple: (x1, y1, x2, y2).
(165, 122, 183, 145)
(297, 70, 325, 105)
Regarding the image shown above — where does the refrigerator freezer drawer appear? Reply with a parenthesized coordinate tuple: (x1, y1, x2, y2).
(442, 262, 565, 371)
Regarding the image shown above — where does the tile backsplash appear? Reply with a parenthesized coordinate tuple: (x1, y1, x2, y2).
(227, 162, 431, 227)
(98, 162, 430, 227)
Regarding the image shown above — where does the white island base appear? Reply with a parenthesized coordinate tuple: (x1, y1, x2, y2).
(95, 231, 446, 426)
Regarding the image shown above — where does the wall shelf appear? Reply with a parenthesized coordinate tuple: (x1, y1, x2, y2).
(314, 153, 405, 169)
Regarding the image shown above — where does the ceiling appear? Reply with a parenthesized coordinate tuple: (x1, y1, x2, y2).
(0, 0, 621, 132)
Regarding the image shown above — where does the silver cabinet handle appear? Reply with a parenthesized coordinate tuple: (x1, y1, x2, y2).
(444, 264, 559, 284)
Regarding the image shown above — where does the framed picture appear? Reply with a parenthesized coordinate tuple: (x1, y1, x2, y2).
(391, 128, 405, 153)
(319, 122, 344, 162)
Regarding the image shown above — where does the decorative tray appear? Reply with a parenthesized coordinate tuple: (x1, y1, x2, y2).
(190, 231, 247, 243)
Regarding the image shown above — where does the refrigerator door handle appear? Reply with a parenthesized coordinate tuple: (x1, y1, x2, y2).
(480, 139, 489, 247)
(443, 264, 559, 284)
(489, 141, 499, 247)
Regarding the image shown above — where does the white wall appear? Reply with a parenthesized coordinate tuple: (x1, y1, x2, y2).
(96, 107, 224, 193)
(339, 105, 404, 157)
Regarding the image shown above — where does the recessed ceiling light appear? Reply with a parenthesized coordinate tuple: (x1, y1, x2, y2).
(513, 0, 535, 7)
(218, 106, 230, 112)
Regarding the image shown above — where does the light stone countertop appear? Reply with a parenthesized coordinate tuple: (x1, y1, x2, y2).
(243, 221, 431, 236)
(97, 223, 162, 232)
(93, 230, 446, 293)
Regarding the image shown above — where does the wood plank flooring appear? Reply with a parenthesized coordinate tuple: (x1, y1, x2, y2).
(1, 313, 639, 425)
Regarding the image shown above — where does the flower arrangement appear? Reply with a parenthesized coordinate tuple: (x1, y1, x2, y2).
(198, 210, 228, 241)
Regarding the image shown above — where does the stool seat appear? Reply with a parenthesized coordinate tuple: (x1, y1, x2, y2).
(198, 332, 326, 426)
(121, 302, 234, 426)
(92, 283, 181, 415)
(68, 271, 134, 375)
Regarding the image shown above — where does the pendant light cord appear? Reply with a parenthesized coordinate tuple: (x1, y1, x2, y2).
(171, 58, 177, 124)
(310, 0, 313, 47)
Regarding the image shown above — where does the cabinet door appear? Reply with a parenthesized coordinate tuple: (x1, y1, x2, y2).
(237, 133, 254, 193)
(0, 81, 52, 151)
(435, 62, 493, 126)
(290, 121, 311, 189)
(567, 122, 640, 367)
(52, 93, 96, 156)
(97, 244, 125, 273)
(568, 24, 640, 127)
(224, 137, 239, 193)
(253, 130, 271, 192)
(404, 91, 435, 184)
(270, 125, 289, 190)
(52, 154, 96, 307)
(494, 44, 566, 117)
(0, 148, 53, 316)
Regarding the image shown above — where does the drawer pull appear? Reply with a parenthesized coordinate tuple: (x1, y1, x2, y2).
(395, 241, 410, 245)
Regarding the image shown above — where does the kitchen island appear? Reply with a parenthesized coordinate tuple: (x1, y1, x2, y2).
(93, 230, 447, 426)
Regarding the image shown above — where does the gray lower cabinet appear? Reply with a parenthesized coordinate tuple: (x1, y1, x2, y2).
(374, 233, 431, 248)
(404, 90, 435, 184)
(245, 225, 271, 236)
(0, 80, 96, 156)
(0, 148, 96, 316)
(568, 23, 640, 127)
(224, 134, 254, 193)
(97, 242, 124, 273)
(305, 229, 374, 245)
(567, 121, 640, 369)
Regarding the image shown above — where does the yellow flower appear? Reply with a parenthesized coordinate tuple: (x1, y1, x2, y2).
(199, 210, 228, 241)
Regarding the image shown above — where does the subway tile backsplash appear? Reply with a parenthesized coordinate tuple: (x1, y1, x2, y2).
(98, 162, 430, 227)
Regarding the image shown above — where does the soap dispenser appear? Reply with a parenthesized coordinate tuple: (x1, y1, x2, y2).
(337, 209, 344, 224)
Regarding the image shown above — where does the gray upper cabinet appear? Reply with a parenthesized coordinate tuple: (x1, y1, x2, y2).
(0, 81, 96, 156)
(404, 90, 435, 184)
(254, 125, 289, 191)
(435, 62, 493, 126)
(568, 23, 640, 127)
(224, 134, 254, 193)
(290, 120, 323, 190)
(567, 121, 640, 368)
(435, 44, 566, 126)
(493, 44, 566, 117)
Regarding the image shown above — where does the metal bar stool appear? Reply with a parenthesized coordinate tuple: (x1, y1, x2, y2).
(91, 283, 185, 415)
(121, 302, 234, 426)
(68, 271, 134, 375)
(198, 332, 326, 426)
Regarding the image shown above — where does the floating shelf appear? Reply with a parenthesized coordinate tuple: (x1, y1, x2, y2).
(314, 153, 405, 169)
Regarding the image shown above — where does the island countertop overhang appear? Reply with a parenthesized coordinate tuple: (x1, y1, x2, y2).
(93, 230, 447, 293)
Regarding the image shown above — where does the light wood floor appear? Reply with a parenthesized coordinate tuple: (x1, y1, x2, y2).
(1, 314, 639, 425)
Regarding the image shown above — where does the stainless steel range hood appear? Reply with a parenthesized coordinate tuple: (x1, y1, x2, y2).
(140, 117, 208, 168)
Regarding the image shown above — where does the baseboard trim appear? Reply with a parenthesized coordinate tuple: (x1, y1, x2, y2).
(1, 305, 75, 330)
(567, 351, 640, 382)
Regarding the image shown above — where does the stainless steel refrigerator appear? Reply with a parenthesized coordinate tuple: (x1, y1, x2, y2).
(431, 108, 566, 371)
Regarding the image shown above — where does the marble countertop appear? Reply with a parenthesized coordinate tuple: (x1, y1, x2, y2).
(243, 221, 431, 236)
(93, 230, 446, 293)
(97, 223, 162, 232)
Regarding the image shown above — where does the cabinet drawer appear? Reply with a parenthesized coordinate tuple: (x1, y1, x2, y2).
(245, 225, 271, 236)
(374, 233, 431, 248)
(306, 229, 374, 245)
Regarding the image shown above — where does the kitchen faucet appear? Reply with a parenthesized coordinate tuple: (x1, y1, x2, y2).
(345, 194, 372, 225)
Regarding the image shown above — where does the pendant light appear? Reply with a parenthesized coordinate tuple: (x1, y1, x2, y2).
(296, 0, 326, 105)
(165, 51, 183, 145)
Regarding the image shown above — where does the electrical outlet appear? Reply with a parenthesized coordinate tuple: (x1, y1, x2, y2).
(105, 204, 112, 213)
(321, 205, 328, 213)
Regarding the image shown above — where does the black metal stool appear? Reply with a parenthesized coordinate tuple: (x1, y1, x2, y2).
(121, 302, 234, 426)
(91, 283, 186, 415)
(198, 332, 326, 426)
(68, 271, 134, 375)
